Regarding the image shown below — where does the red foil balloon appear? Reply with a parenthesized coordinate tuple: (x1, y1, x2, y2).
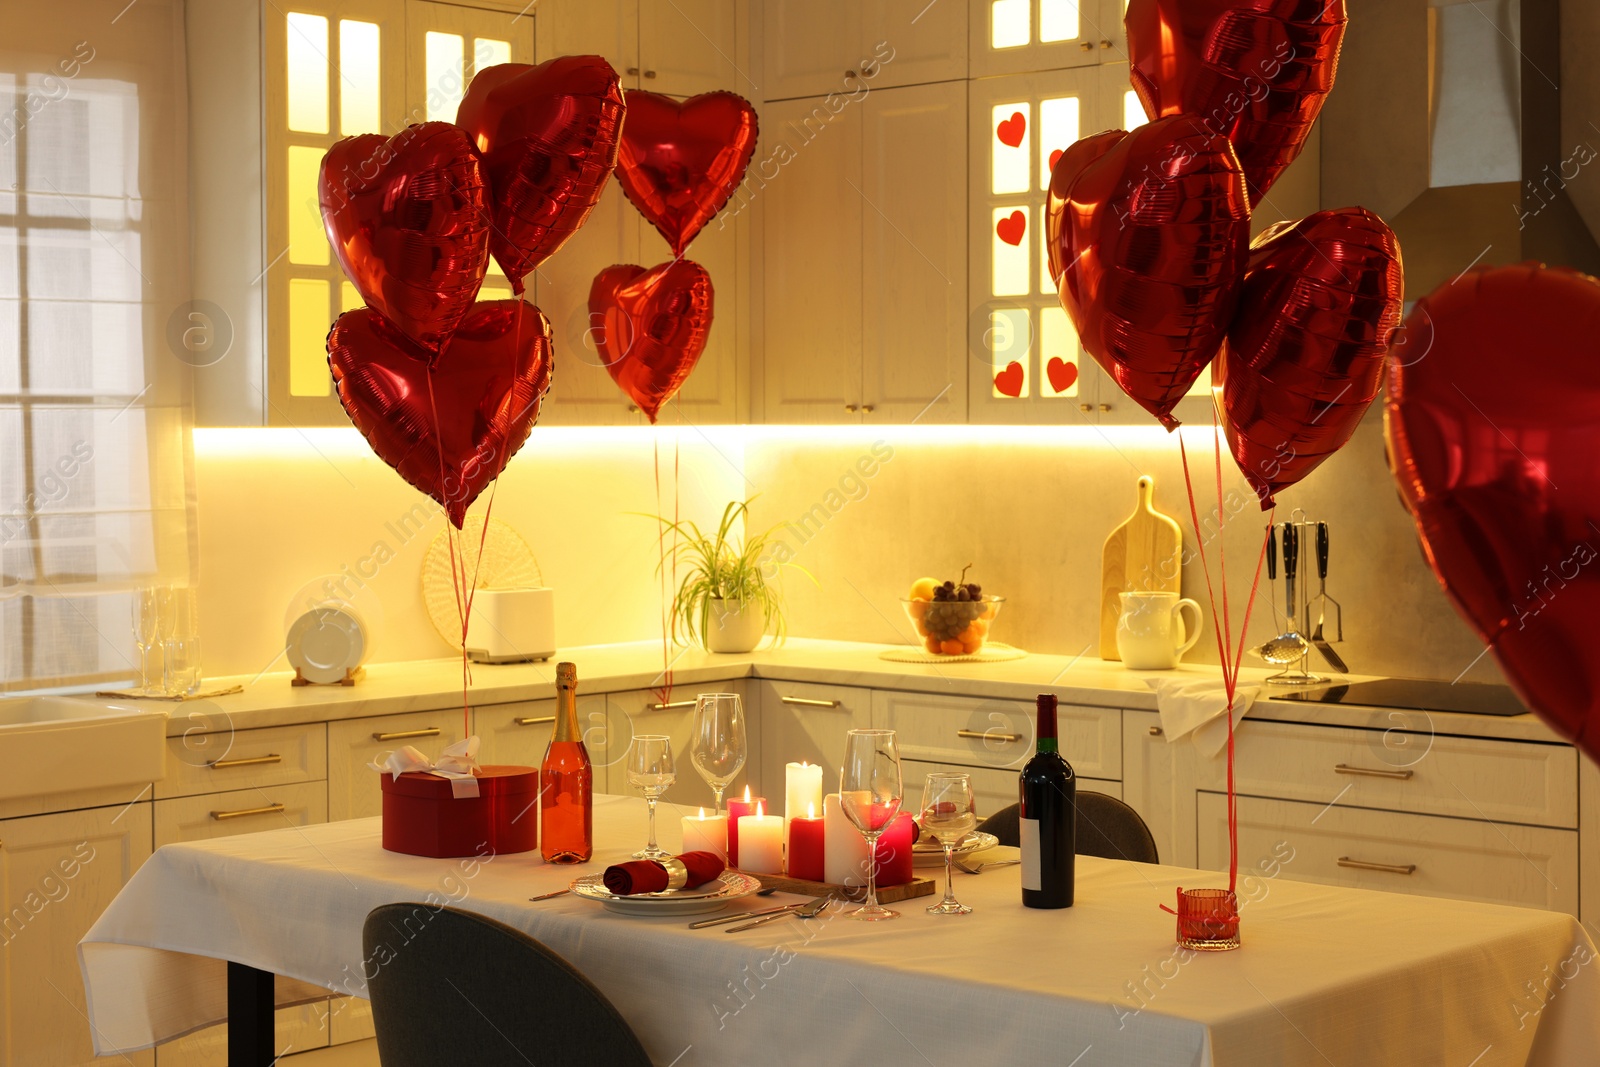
(614, 90, 759, 256)
(456, 56, 626, 292)
(1046, 117, 1251, 429)
(1386, 263, 1600, 763)
(1216, 207, 1403, 506)
(319, 123, 490, 359)
(328, 301, 554, 528)
(1125, 0, 1347, 205)
(589, 260, 714, 423)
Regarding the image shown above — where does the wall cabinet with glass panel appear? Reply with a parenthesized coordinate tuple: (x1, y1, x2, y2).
(970, 0, 1131, 77)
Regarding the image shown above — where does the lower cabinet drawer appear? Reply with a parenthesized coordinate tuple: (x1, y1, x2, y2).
(1197, 792, 1579, 914)
(155, 781, 328, 847)
(903, 758, 1120, 821)
(872, 690, 1121, 781)
(156, 722, 327, 799)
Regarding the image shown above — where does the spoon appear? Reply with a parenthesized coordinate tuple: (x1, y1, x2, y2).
(725, 893, 832, 933)
(1254, 523, 1310, 664)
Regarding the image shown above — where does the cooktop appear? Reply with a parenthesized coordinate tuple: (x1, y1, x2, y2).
(1265, 677, 1530, 717)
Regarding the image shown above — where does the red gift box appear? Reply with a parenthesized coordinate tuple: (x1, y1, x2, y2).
(380, 764, 539, 858)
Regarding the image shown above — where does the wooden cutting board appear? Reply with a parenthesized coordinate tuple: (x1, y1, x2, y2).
(1100, 474, 1183, 660)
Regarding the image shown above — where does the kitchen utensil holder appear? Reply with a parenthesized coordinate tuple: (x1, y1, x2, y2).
(1265, 513, 1326, 687)
(292, 666, 364, 687)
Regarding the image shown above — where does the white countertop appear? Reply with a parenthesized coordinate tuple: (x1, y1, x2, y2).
(171, 638, 1563, 746)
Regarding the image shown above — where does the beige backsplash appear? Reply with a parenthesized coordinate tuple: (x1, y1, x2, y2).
(194, 415, 1502, 688)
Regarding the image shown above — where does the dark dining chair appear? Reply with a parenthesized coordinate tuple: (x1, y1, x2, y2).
(363, 903, 651, 1067)
(976, 791, 1160, 864)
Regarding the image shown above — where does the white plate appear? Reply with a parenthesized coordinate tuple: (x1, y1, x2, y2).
(569, 871, 763, 916)
(286, 607, 366, 685)
(912, 831, 999, 867)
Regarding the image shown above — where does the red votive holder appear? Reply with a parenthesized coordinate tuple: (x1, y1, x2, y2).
(1174, 888, 1240, 951)
(787, 809, 825, 881)
(872, 812, 915, 887)
(726, 791, 764, 869)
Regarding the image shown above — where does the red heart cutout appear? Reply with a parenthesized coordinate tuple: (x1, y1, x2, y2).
(1126, 0, 1346, 205)
(1386, 263, 1600, 763)
(1045, 117, 1250, 429)
(319, 123, 490, 358)
(328, 301, 553, 527)
(589, 260, 715, 423)
(1048, 148, 1064, 173)
(456, 56, 626, 292)
(993, 361, 1024, 398)
(1216, 208, 1403, 507)
(996, 210, 1026, 246)
(996, 111, 1026, 148)
(1046, 357, 1078, 393)
(614, 90, 759, 257)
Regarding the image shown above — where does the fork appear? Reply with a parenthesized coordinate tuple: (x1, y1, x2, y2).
(725, 894, 832, 932)
(955, 858, 1021, 875)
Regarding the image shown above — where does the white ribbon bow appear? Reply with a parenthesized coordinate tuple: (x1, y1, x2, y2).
(370, 735, 482, 799)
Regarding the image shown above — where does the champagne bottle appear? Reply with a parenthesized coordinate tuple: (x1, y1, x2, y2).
(1020, 693, 1075, 908)
(541, 661, 593, 863)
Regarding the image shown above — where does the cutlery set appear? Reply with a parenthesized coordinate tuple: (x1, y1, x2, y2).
(1254, 514, 1346, 683)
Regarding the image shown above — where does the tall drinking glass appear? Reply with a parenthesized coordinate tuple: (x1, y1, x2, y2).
(840, 728, 902, 921)
(690, 693, 746, 813)
(133, 588, 159, 694)
(627, 734, 676, 860)
(920, 772, 977, 915)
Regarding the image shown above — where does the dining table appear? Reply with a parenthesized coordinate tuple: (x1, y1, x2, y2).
(80, 794, 1600, 1066)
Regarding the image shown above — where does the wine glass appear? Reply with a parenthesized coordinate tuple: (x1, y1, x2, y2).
(627, 734, 676, 860)
(840, 728, 903, 921)
(920, 772, 977, 915)
(133, 588, 159, 694)
(690, 693, 746, 813)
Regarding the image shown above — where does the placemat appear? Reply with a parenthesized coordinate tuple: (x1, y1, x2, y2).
(878, 643, 1027, 664)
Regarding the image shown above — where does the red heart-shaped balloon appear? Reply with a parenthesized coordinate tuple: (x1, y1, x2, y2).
(613, 90, 759, 257)
(993, 361, 1024, 398)
(1386, 263, 1600, 762)
(1046, 357, 1078, 394)
(319, 123, 490, 358)
(589, 260, 714, 423)
(1215, 207, 1403, 507)
(456, 56, 626, 292)
(327, 301, 553, 527)
(1126, 0, 1347, 205)
(1046, 117, 1251, 429)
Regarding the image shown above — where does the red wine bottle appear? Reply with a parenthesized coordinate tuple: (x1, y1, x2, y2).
(541, 661, 593, 863)
(1020, 693, 1075, 909)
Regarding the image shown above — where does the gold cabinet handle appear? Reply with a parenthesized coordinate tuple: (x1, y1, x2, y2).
(1148, 725, 1163, 736)
(1100, 39, 1113, 48)
(1337, 856, 1416, 875)
(625, 66, 640, 75)
(844, 403, 858, 413)
(373, 728, 440, 742)
(1079, 403, 1093, 413)
(957, 728, 1020, 744)
(1098, 403, 1111, 412)
(845, 69, 858, 77)
(643, 70, 657, 78)
(208, 754, 281, 769)
(211, 802, 286, 821)
(1080, 41, 1094, 51)
(780, 696, 841, 708)
(861, 404, 875, 414)
(516, 716, 555, 726)
(648, 700, 697, 711)
(1334, 763, 1414, 781)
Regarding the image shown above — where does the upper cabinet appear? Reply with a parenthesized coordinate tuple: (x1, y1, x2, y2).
(759, 0, 967, 100)
(536, 0, 747, 99)
(970, 0, 1129, 77)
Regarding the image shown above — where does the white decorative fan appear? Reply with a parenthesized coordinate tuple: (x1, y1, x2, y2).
(422, 517, 543, 649)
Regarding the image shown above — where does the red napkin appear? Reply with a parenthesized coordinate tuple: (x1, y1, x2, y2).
(602, 851, 725, 895)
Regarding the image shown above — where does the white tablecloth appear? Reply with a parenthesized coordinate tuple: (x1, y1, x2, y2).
(82, 795, 1600, 1066)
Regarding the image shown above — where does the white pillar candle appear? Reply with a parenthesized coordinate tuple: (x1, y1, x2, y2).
(823, 792, 871, 887)
(784, 761, 823, 828)
(680, 807, 728, 861)
(737, 801, 784, 875)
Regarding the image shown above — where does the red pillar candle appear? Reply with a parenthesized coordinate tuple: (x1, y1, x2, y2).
(725, 787, 765, 869)
(786, 803, 826, 881)
(873, 812, 916, 887)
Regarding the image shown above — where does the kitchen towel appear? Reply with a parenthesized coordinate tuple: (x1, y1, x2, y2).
(1147, 677, 1258, 758)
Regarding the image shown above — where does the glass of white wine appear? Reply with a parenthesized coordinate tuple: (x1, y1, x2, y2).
(690, 693, 746, 813)
(920, 772, 977, 915)
(627, 734, 676, 860)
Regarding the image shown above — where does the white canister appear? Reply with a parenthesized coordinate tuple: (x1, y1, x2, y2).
(1115, 591, 1204, 670)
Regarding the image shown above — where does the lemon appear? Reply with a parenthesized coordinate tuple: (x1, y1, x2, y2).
(908, 576, 939, 601)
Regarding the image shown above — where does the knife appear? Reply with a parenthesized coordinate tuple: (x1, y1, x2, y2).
(687, 900, 807, 930)
(725, 895, 832, 932)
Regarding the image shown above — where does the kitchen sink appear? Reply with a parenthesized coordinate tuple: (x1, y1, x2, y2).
(0, 695, 167, 801)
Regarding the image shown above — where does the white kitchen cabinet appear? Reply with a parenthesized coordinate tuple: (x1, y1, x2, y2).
(475, 698, 558, 768)
(760, 0, 965, 100)
(902, 757, 1120, 822)
(872, 689, 1121, 781)
(536, 0, 745, 98)
(156, 722, 327, 800)
(328, 711, 468, 822)
(969, 0, 1129, 78)
(1121, 710, 1198, 868)
(759, 81, 966, 422)
(754, 680, 873, 808)
(0, 804, 154, 1067)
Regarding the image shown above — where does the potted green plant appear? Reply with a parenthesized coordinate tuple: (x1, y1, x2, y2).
(651, 499, 811, 653)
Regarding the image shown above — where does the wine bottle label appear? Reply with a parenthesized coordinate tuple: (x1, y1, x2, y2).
(1020, 817, 1042, 892)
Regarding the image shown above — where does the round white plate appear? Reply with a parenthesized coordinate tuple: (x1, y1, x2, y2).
(286, 607, 366, 685)
(912, 830, 999, 867)
(570, 871, 763, 916)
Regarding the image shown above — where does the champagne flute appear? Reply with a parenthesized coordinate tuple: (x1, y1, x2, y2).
(690, 693, 746, 813)
(627, 734, 676, 860)
(920, 772, 977, 915)
(133, 588, 158, 694)
(840, 728, 902, 921)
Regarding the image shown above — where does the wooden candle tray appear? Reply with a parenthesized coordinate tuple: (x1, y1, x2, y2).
(730, 869, 936, 904)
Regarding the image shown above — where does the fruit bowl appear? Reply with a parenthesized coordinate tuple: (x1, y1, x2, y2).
(903, 596, 1004, 656)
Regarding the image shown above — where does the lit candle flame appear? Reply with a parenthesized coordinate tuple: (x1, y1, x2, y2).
(697, 807, 705, 819)
(807, 801, 816, 819)
(743, 784, 751, 802)
(756, 800, 765, 818)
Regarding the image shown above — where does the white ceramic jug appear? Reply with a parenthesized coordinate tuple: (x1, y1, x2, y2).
(1116, 591, 1203, 670)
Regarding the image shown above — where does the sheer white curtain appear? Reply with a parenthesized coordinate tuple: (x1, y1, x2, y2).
(0, 1, 197, 691)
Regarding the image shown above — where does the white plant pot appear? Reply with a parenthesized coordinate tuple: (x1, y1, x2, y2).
(705, 599, 766, 653)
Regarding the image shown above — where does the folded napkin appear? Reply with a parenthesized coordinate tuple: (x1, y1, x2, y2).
(602, 852, 725, 896)
(1147, 678, 1259, 758)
